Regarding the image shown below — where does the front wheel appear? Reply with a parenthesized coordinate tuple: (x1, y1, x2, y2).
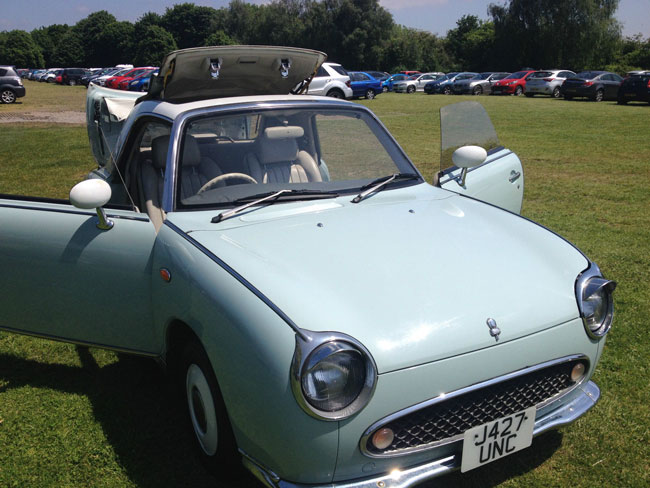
(180, 340, 239, 474)
(69, 79, 76, 86)
(472, 86, 483, 95)
(407, 85, 415, 94)
(365, 89, 375, 99)
(514, 86, 524, 96)
(552, 87, 561, 98)
(443, 86, 451, 95)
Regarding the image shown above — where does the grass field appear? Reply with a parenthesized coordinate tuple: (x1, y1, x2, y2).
(0, 81, 649, 487)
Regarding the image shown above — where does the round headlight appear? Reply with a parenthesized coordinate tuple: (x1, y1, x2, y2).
(577, 270, 616, 338)
(302, 343, 366, 412)
(292, 334, 377, 420)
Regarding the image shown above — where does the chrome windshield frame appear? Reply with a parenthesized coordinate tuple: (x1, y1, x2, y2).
(161, 98, 423, 213)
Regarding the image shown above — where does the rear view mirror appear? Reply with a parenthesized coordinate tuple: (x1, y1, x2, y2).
(70, 179, 113, 230)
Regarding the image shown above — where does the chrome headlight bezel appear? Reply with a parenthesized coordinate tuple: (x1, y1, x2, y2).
(575, 263, 616, 339)
(291, 331, 377, 421)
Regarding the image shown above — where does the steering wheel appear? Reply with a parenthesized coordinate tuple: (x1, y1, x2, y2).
(198, 173, 258, 194)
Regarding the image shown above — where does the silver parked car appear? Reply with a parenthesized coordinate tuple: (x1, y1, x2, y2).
(394, 72, 445, 93)
(525, 70, 576, 98)
(452, 72, 510, 95)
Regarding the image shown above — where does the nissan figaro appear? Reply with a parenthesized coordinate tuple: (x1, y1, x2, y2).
(0, 46, 615, 487)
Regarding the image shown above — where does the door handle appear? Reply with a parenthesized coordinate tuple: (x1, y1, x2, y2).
(509, 170, 521, 183)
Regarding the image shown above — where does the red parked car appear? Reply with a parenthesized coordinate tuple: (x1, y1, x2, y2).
(491, 70, 536, 96)
(105, 67, 156, 89)
(116, 68, 156, 90)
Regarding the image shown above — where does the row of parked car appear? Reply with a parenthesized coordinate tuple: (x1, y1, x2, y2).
(375, 69, 650, 104)
(18, 65, 159, 92)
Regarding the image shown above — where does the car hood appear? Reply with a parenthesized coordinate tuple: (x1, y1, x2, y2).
(169, 186, 588, 373)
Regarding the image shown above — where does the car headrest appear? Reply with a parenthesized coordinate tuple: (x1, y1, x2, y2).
(181, 135, 202, 167)
(260, 126, 302, 164)
(151, 135, 170, 170)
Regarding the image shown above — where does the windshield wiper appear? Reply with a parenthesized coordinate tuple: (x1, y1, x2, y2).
(351, 173, 420, 203)
(212, 189, 339, 223)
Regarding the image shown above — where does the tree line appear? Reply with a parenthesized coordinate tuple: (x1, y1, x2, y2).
(0, 0, 648, 74)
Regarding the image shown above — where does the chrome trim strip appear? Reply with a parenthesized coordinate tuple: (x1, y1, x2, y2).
(359, 354, 589, 458)
(242, 381, 599, 488)
(163, 220, 308, 341)
(0, 203, 150, 222)
(0, 325, 159, 357)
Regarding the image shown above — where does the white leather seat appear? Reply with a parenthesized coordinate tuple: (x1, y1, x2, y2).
(244, 126, 321, 184)
(141, 135, 222, 231)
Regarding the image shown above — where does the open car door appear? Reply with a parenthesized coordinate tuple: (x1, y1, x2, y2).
(438, 102, 524, 214)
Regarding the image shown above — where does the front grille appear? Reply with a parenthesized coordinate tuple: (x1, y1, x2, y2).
(364, 358, 586, 456)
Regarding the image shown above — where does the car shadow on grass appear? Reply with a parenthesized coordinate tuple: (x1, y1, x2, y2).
(0, 347, 258, 488)
(0, 346, 565, 488)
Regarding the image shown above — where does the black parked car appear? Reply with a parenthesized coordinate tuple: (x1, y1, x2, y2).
(0, 65, 26, 104)
(560, 71, 623, 101)
(617, 71, 650, 104)
(60, 68, 87, 85)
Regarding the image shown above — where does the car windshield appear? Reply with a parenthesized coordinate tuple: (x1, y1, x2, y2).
(506, 71, 527, 79)
(176, 106, 418, 209)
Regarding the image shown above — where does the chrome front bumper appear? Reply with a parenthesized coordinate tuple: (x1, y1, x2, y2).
(243, 381, 600, 488)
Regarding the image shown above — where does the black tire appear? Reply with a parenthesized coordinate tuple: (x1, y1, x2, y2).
(594, 89, 604, 102)
(472, 86, 483, 95)
(407, 85, 415, 94)
(365, 89, 375, 99)
(180, 339, 239, 476)
(443, 86, 451, 95)
(514, 86, 524, 96)
(552, 87, 561, 99)
(0, 89, 16, 104)
(326, 89, 344, 99)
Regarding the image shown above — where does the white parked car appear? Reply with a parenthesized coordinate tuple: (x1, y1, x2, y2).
(394, 72, 445, 93)
(525, 70, 576, 98)
(304, 61, 353, 98)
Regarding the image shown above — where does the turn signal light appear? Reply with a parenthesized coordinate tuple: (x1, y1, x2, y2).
(571, 362, 586, 382)
(372, 428, 395, 450)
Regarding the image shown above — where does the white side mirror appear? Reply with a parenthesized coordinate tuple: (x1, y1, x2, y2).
(69, 179, 113, 230)
(452, 145, 487, 168)
(452, 145, 487, 187)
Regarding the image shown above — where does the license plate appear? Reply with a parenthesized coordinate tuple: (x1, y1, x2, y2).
(460, 406, 536, 472)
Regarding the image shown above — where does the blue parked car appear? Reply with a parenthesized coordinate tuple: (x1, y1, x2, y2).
(128, 70, 159, 92)
(424, 72, 478, 95)
(348, 71, 383, 99)
(382, 73, 411, 92)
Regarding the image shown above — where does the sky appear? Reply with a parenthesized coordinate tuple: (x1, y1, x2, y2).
(1, 0, 648, 38)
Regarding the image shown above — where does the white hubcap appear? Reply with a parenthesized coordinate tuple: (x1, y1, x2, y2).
(186, 364, 218, 455)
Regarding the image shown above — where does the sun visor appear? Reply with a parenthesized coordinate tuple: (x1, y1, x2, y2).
(146, 45, 327, 103)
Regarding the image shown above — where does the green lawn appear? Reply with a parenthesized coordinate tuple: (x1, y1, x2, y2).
(0, 85, 648, 487)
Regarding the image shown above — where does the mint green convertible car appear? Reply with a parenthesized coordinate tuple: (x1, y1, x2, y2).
(0, 46, 615, 487)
